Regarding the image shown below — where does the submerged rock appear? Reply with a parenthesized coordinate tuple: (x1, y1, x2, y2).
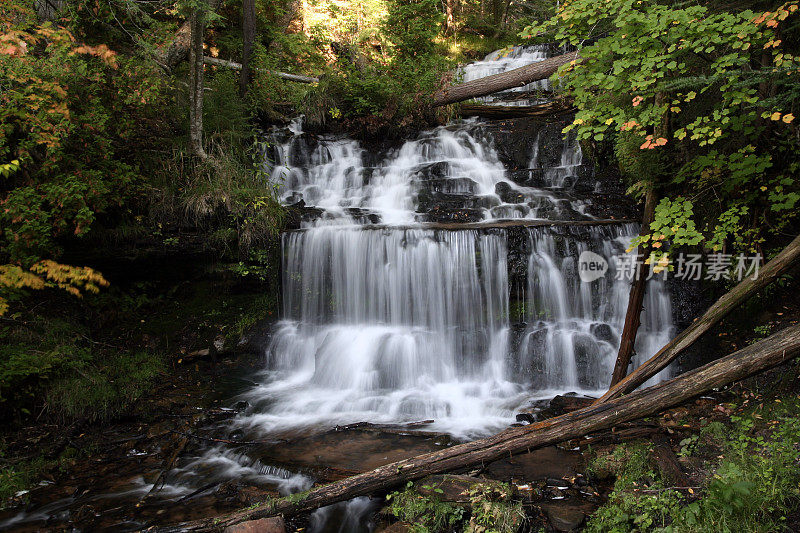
(223, 516, 285, 533)
(540, 503, 586, 532)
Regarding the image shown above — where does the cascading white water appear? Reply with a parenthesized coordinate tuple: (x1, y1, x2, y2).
(460, 45, 552, 106)
(242, 227, 525, 438)
(530, 128, 585, 189)
(518, 225, 674, 391)
(268, 119, 593, 225)
(240, 46, 676, 440)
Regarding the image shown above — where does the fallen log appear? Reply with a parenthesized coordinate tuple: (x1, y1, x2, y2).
(283, 218, 637, 233)
(433, 51, 581, 107)
(458, 100, 575, 119)
(598, 233, 800, 403)
(649, 435, 691, 487)
(610, 187, 658, 386)
(172, 323, 800, 531)
(202, 56, 319, 83)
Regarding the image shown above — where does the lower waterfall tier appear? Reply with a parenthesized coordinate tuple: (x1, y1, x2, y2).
(240, 224, 674, 438)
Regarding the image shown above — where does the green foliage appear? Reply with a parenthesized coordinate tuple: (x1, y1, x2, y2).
(522, 0, 800, 255)
(586, 399, 800, 532)
(46, 349, 164, 422)
(587, 442, 656, 492)
(0, 315, 163, 422)
(464, 483, 524, 533)
(385, 480, 522, 533)
(386, 482, 466, 533)
(383, 0, 441, 59)
(301, 0, 449, 128)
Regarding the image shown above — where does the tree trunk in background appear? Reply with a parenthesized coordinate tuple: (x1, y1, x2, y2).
(432, 51, 580, 107)
(610, 186, 658, 386)
(443, 0, 457, 35)
(189, 7, 207, 160)
(598, 233, 800, 403)
(177, 324, 800, 530)
(159, 0, 221, 72)
(34, 0, 63, 22)
(240, 0, 256, 98)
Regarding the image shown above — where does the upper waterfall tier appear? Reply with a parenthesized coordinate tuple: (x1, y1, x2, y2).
(264, 117, 631, 228)
(459, 44, 557, 106)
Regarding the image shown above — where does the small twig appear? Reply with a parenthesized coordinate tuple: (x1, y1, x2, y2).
(175, 481, 221, 503)
(638, 486, 701, 493)
(168, 429, 275, 446)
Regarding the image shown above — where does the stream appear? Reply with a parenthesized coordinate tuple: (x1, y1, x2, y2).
(1, 45, 676, 532)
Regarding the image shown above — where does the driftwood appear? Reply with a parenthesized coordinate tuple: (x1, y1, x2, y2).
(649, 435, 691, 487)
(284, 218, 636, 234)
(598, 233, 800, 403)
(458, 100, 575, 119)
(433, 51, 581, 107)
(610, 187, 658, 386)
(172, 323, 800, 531)
(203, 56, 319, 83)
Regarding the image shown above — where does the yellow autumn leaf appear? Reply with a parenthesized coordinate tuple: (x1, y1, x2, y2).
(783, 113, 795, 123)
(770, 112, 782, 120)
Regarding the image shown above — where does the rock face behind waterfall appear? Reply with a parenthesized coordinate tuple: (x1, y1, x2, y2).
(272, 116, 638, 230)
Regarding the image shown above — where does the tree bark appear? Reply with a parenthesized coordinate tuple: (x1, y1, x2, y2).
(598, 233, 800, 403)
(284, 218, 637, 234)
(159, 0, 221, 72)
(443, 0, 457, 35)
(189, 7, 207, 160)
(432, 51, 580, 107)
(458, 100, 573, 119)
(240, 0, 256, 98)
(610, 187, 658, 386)
(203, 56, 319, 83)
(173, 324, 800, 531)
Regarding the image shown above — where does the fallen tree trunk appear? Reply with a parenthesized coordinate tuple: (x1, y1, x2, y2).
(284, 218, 637, 233)
(459, 100, 575, 119)
(433, 51, 581, 107)
(610, 187, 658, 386)
(174, 323, 800, 531)
(598, 233, 800, 403)
(202, 56, 319, 83)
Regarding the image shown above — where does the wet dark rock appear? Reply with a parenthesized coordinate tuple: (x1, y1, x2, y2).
(515, 413, 536, 424)
(548, 394, 595, 415)
(223, 516, 286, 533)
(494, 182, 526, 203)
(228, 429, 245, 442)
(234, 401, 249, 412)
(411, 161, 450, 181)
(546, 478, 570, 488)
(376, 522, 412, 533)
(422, 206, 484, 223)
(483, 118, 548, 169)
(540, 503, 586, 532)
(344, 208, 381, 224)
(508, 169, 546, 187)
(285, 192, 303, 205)
(544, 486, 565, 500)
(590, 323, 615, 343)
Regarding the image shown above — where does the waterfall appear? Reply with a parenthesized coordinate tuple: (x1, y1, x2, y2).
(517, 225, 674, 391)
(268, 119, 594, 225)
(241, 47, 676, 439)
(459, 45, 553, 106)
